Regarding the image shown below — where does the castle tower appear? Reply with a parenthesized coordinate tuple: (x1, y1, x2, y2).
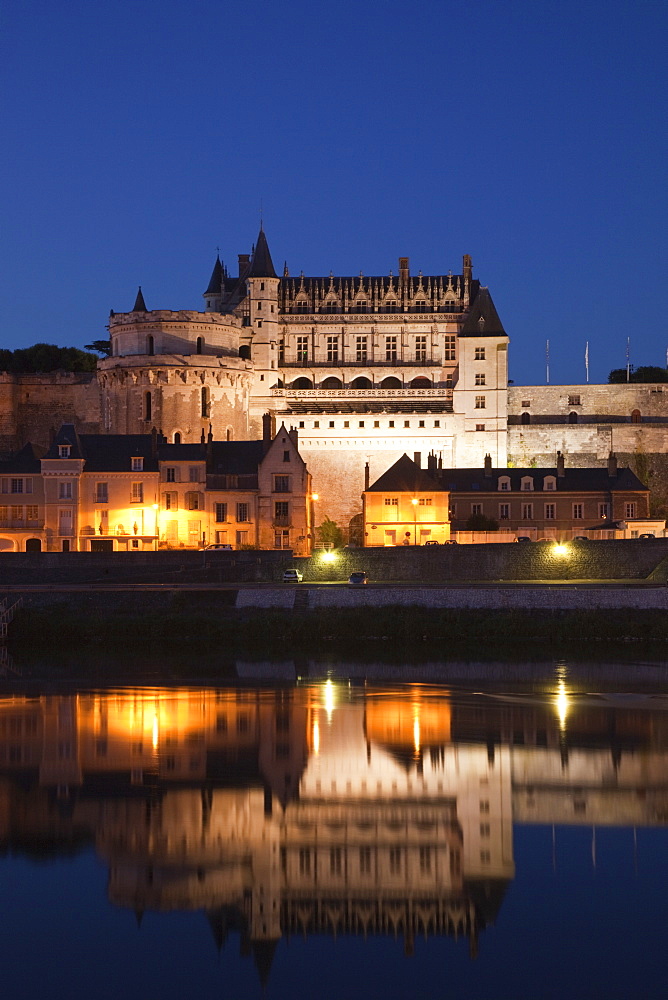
(99, 292, 252, 443)
(242, 227, 282, 436)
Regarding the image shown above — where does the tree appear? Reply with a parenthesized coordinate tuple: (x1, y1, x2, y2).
(0, 343, 99, 373)
(465, 513, 499, 531)
(318, 516, 344, 548)
(609, 366, 668, 384)
(84, 339, 112, 357)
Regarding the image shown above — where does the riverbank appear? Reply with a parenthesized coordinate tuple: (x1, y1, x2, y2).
(7, 589, 668, 651)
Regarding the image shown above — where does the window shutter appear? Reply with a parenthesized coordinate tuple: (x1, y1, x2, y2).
(25, 478, 33, 494)
(1, 478, 7, 494)
(174, 467, 181, 483)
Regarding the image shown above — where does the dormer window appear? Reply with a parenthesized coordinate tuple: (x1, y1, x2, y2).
(544, 476, 556, 491)
(58, 445, 71, 458)
(131, 457, 144, 471)
(498, 476, 510, 491)
(521, 477, 534, 491)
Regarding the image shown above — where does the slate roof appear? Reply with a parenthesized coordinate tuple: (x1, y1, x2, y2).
(132, 287, 148, 312)
(459, 287, 507, 337)
(158, 440, 266, 475)
(436, 466, 647, 492)
(368, 454, 448, 493)
(205, 256, 223, 295)
(247, 226, 277, 279)
(0, 442, 42, 474)
(78, 434, 159, 471)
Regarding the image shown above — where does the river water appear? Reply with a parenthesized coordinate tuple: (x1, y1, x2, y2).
(0, 654, 667, 999)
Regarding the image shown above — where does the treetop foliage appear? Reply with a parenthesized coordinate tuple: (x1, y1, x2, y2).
(0, 343, 99, 373)
(608, 366, 668, 383)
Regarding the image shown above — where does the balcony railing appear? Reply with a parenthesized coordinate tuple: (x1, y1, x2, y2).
(0, 519, 45, 530)
(273, 388, 453, 399)
(280, 358, 443, 368)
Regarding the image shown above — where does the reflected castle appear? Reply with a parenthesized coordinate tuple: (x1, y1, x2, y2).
(0, 681, 666, 981)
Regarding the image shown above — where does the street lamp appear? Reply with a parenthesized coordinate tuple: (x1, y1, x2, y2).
(411, 497, 419, 545)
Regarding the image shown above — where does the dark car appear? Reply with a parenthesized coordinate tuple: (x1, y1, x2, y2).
(348, 571, 368, 586)
(639, 533, 655, 539)
(515, 536, 532, 543)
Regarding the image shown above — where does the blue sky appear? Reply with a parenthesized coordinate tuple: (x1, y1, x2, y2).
(2, 0, 667, 386)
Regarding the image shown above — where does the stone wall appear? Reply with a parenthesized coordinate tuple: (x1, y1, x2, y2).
(0, 372, 101, 454)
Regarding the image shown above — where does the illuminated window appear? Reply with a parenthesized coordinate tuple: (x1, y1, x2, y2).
(419, 498, 432, 506)
(384, 498, 399, 506)
(599, 503, 609, 519)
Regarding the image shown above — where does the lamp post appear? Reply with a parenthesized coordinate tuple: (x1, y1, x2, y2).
(411, 498, 419, 545)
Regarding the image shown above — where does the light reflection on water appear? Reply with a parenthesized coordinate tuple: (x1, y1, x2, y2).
(0, 665, 667, 999)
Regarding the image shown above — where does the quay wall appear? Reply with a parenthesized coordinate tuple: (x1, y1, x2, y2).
(0, 540, 667, 584)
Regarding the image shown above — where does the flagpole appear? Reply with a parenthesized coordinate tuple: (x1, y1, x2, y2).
(585, 341, 589, 384)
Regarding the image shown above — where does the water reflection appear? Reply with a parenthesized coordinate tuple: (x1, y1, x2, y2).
(0, 679, 667, 985)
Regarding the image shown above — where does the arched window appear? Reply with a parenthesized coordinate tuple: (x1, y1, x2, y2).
(350, 376, 372, 389)
(568, 411, 578, 424)
(631, 409, 641, 424)
(410, 376, 432, 388)
(380, 376, 402, 389)
(146, 335, 154, 356)
(201, 387, 210, 418)
(25, 538, 41, 552)
(321, 377, 342, 389)
(144, 391, 152, 422)
(291, 377, 313, 389)
(173, 432, 181, 444)
(196, 337, 204, 354)
(239, 345, 251, 360)
(521, 411, 531, 425)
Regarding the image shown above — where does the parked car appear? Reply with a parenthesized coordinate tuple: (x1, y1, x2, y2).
(283, 568, 303, 583)
(572, 536, 589, 542)
(424, 540, 440, 546)
(348, 571, 368, 586)
(205, 543, 233, 550)
(515, 536, 532, 543)
(443, 539, 458, 545)
(639, 533, 655, 539)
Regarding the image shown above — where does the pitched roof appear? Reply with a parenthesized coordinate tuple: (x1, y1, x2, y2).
(460, 286, 506, 337)
(205, 256, 223, 295)
(436, 466, 647, 492)
(77, 434, 159, 471)
(132, 287, 148, 312)
(43, 424, 85, 460)
(247, 226, 276, 279)
(0, 442, 42, 474)
(367, 454, 448, 493)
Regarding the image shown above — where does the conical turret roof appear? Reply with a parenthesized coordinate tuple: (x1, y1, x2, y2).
(132, 287, 148, 312)
(247, 226, 276, 278)
(205, 255, 223, 295)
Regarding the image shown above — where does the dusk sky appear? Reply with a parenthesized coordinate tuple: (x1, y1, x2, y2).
(2, 0, 667, 386)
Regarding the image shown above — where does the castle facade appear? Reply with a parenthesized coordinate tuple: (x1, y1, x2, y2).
(1, 227, 666, 537)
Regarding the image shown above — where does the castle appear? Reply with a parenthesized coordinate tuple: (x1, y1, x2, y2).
(1, 226, 666, 539)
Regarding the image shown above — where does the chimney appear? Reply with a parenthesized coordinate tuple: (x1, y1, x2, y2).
(399, 257, 410, 284)
(462, 254, 473, 283)
(608, 451, 617, 478)
(238, 253, 250, 276)
(288, 427, 298, 449)
(262, 413, 272, 453)
(484, 453, 492, 477)
(557, 451, 565, 477)
(414, 452, 421, 469)
(151, 426, 158, 458)
(364, 462, 370, 491)
(427, 451, 437, 473)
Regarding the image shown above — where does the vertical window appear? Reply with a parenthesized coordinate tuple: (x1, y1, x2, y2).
(215, 503, 227, 522)
(147, 335, 154, 356)
(385, 335, 397, 361)
(189, 466, 200, 483)
(196, 336, 203, 354)
(201, 387, 210, 419)
(545, 503, 556, 520)
(326, 335, 339, 362)
(186, 491, 200, 510)
(444, 335, 456, 361)
(475, 373, 486, 386)
(11, 479, 24, 494)
(471, 503, 483, 516)
(236, 503, 249, 522)
(572, 503, 584, 519)
(599, 503, 610, 519)
(499, 503, 510, 520)
(274, 501, 289, 523)
(625, 502, 636, 518)
(475, 395, 486, 409)
(297, 335, 308, 360)
(131, 483, 144, 502)
(274, 475, 291, 493)
(58, 445, 71, 458)
(278, 339, 285, 364)
(415, 335, 427, 361)
(165, 467, 176, 482)
(58, 482, 73, 500)
(131, 457, 143, 471)
(356, 335, 367, 362)
(299, 849, 311, 875)
(521, 503, 533, 519)
(283, 450, 290, 462)
(475, 347, 486, 360)
(96, 482, 108, 502)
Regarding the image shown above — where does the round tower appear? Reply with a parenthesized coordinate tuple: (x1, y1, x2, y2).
(99, 293, 252, 442)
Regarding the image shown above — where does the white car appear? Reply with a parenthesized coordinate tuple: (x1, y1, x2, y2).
(283, 568, 303, 583)
(205, 543, 233, 550)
